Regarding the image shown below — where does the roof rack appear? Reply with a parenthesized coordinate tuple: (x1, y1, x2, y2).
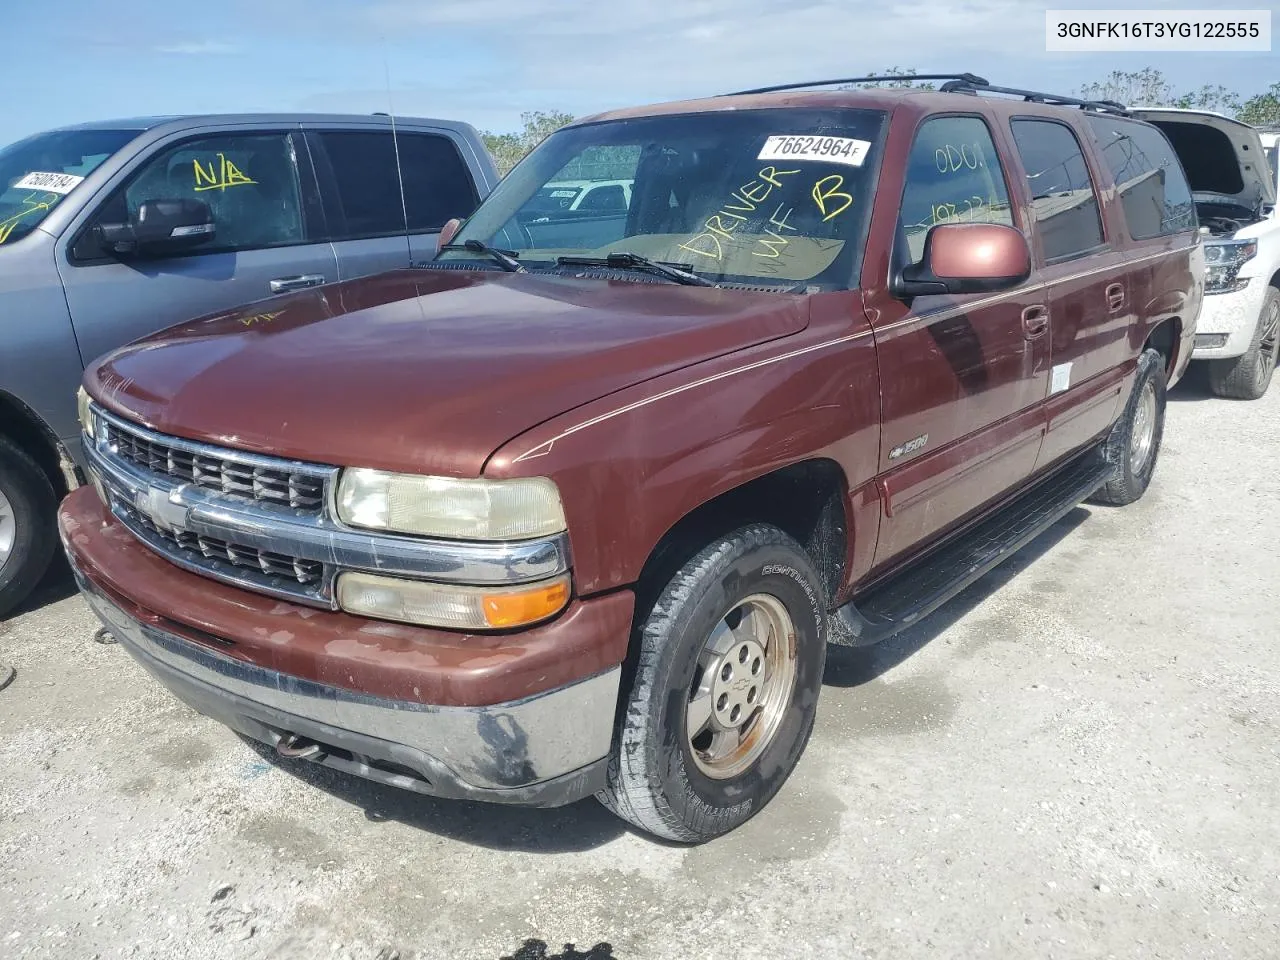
(938, 78, 1129, 114)
(725, 73, 988, 96)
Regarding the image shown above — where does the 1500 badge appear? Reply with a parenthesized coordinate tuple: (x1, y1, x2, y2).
(888, 433, 929, 461)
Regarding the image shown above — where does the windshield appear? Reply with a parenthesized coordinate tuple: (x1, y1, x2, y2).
(443, 108, 887, 289)
(0, 127, 141, 244)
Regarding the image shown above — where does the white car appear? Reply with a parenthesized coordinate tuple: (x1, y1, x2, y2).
(528, 179, 633, 217)
(1135, 109, 1279, 399)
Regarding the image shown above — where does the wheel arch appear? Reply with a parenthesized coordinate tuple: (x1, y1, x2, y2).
(1144, 316, 1182, 379)
(0, 389, 81, 501)
(631, 458, 850, 620)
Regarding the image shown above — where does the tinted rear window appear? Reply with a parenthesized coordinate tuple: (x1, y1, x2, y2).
(1087, 116, 1196, 239)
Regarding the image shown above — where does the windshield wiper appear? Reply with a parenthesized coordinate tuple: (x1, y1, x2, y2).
(557, 252, 715, 287)
(439, 238, 524, 273)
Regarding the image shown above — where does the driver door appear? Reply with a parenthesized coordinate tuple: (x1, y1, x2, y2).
(55, 127, 335, 365)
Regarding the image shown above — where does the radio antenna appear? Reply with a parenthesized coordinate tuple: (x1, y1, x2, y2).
(382, 42, 412, 265)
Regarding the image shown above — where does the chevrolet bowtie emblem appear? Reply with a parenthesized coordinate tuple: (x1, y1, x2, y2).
(134, 484, 190, 532)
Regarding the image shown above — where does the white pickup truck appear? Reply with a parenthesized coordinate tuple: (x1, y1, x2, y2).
(1135, 110, 1279, 399)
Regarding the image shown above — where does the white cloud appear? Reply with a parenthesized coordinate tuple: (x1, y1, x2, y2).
(154, 41, 238, 55)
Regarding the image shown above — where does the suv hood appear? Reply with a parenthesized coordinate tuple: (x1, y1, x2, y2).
(1133, 109, 1277, 211)
(86, 269, 809, 476)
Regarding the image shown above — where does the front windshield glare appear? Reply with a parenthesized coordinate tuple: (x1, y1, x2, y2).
(445, 108, 886, 288)
(0, 128, 141, 244)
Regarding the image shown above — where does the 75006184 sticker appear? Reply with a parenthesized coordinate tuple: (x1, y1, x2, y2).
(12, 171, 84, 194)
(757, 136, 871, 167)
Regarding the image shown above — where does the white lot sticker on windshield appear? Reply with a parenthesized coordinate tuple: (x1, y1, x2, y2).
(757, 135, 871, 167)
(12, 171, 84, 194)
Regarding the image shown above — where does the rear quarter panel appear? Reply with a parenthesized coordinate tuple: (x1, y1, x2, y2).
(483, 292, 883, 599)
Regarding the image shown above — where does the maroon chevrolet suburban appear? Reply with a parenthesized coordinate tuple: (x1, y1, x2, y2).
(59, 76, 1202, 843)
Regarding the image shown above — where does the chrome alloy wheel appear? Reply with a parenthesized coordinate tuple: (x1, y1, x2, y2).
(0, 487, 15, 575)
(1129, 380, 1158, 475)
(686, 593, 798, 780)
(1258, 297, 1279, 387)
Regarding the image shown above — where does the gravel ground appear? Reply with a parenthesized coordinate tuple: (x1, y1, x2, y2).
(2, 366, 1278, 960)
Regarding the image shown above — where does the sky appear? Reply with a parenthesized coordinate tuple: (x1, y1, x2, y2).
(2, 0, 1275, 145)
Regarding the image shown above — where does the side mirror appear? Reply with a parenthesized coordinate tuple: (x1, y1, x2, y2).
(97, 198, 215, 258)
(437, 218, 462, 253)
(893, 223, 1031, 298)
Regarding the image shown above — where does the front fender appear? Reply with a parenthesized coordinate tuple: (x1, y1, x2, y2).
(483, 305, 881, 597)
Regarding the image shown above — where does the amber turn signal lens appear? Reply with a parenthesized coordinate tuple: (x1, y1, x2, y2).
(336, 571, 571, 630)
(482, 579, 571, 629)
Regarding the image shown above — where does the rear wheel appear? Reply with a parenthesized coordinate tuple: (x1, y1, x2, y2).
(1208, 288, 1279, 400)
(1091, 347, 1167, 506)
(0, 437, 57, 619)
(597, 525, 827, 843)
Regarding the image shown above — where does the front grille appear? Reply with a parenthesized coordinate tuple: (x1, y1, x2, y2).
(104, 420, 325, 511)
(116, 502, 327, 600)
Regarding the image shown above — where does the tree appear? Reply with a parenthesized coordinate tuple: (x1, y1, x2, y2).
(482, 110, 575, 175)
(1172, 84, 1243, 117)
(1078, 67, 1173, 107)
(843, 66, 936, 90)
(1239, 83, 1280, 127)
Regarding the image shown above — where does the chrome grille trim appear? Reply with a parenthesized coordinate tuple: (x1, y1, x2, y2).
(82, 403, 573, 606)
(115, 501, 331, 605)
(99, 411, 329, 511)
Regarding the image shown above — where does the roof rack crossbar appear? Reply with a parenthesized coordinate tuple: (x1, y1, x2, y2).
(939, 79, 1129, 114)
(724, 73, 988, 97)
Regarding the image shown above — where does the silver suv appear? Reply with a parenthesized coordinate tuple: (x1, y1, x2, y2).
(0, 113, 498, 616)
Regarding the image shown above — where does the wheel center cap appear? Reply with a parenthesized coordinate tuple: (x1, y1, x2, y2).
(709, 637, 767, 729)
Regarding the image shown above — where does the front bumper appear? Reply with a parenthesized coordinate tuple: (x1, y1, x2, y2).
(59, 487, 632, 807)
(1192, 280, 1270, 359)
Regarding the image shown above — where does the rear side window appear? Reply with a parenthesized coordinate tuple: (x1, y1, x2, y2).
(1010, 120, 1105, 262)
(397, 132, 480, 231)
(898, 116, 1014, 264)
(312, 131, 404, 240)
(1086, 116, 1195, 239)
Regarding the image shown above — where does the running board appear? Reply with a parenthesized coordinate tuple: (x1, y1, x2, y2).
(830, 453, 1115, 647)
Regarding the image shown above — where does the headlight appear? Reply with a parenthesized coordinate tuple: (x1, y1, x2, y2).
(1203, 240, 1257, 295)
(335, 469, 565, 541)
(76, 386, 95, 437)
(337, 571, 571, 630)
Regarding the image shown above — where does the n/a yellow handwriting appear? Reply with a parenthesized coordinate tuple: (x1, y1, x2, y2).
(0, 198, 53, 244)
(194, 154, 257, 192)
(239, 311, 284, 327)
(811, 175, 852, 222)
(679, 166, 801, 261)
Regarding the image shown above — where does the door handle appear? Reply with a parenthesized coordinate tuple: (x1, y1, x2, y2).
(1021, 304, 1050, 340)
(1106, 283, 1125, 311)
(269, 274, 325, 294)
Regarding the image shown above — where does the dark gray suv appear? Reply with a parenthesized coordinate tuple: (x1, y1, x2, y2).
(0, 113, 499, 616)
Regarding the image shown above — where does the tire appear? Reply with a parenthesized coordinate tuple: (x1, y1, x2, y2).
(1207, 288, 1280, 401)
(1091, 347, 1167, 506)
(597, 524, 827, 843)
(0, 436, 58, 620)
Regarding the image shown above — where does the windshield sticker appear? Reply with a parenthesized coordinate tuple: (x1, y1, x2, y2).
(758, 136, 871, 167)
(12, 171, 84, 195)
(549, 189, 577, 197)
(193, 154, 256, 192)
(811, 175, 853, 222)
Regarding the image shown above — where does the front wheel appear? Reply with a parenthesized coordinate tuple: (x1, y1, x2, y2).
(597, 525, 827, 843)
(1207, 287, 1279, 401)
(1091, 347, 1167, 506)
(0, 437, 57, 619)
